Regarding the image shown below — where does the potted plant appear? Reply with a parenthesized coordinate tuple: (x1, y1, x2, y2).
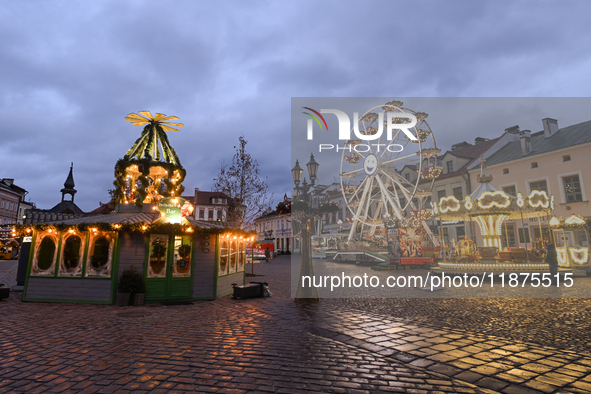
(129, 266, 147, 306)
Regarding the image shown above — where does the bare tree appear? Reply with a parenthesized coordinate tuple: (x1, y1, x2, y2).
(213, 136, 273, 229)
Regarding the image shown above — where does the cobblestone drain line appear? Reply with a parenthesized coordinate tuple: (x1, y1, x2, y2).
(218, 298, 591, 394)
(0, 293, 488, 394)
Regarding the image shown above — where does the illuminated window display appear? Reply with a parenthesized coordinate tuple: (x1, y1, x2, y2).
(32, 232, 58, 275)
(148, 235, 168, 278)
(59, 232, 84, 277)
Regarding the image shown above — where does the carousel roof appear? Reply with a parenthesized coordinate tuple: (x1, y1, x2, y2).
(433, 156, 554, 221)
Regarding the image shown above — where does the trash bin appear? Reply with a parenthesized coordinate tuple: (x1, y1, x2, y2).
(231, 282, 268, 299)
(0, 284, 10, 300)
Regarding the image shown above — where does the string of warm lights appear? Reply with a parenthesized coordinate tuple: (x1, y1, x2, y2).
(10, 223, 256, 238)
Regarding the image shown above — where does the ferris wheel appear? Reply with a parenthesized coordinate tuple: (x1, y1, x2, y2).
(340, 101, 441, 242)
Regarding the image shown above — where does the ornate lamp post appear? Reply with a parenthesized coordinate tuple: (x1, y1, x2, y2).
(292, 154, 320, 302)
(337, 219, 343, 248)
(383, 212, 401, 266)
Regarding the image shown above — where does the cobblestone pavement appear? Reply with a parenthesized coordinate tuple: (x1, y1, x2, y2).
(1, 256, 591, 393)
(0, 260, 18, 287)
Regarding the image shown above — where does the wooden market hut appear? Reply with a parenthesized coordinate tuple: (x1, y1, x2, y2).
(18, 111, 250, 304)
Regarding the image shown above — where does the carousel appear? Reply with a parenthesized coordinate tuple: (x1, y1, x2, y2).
(432, 157, 555, 271)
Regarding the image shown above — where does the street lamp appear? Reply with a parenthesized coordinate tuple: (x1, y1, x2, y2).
(337, 219, 343, 249)
(292, 153, 320, 302)
(383, 212, 400, 266)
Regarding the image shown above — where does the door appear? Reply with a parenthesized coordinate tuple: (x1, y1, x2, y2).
(145, 234, 193, 302)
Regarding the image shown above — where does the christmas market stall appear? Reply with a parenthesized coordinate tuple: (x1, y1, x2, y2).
(18, 112, 251, 304)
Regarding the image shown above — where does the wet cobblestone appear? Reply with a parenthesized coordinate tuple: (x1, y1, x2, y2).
(1, 256, 591, 392)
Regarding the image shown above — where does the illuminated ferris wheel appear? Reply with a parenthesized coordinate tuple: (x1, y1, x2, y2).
(340, 101, 442, 242)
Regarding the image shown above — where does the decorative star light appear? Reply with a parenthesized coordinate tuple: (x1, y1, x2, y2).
(125, 111, 184, 133)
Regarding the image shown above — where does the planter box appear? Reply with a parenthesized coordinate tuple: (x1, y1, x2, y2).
(0, 285, 9, 300)
(132, 293, 145, 306)
(116, 292, 130, 306)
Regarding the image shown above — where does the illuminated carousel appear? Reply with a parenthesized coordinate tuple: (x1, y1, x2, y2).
(432, 157, 555, 271)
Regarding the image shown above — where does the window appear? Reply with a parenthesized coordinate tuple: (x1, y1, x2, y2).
(529, 180, 547, 193)
(0, 200, 3, 208)
(518, 228, 530, 244)
(10, 202, 14, 210)
(212, 198, 217, 204)
(173, 236, 192, 278)
(437, 190, 446, 201)
(503, 168, 509, 174)
(503, 186, 516, 196)
(199, 208, 205, 219)
(59, 233, 84, 276)
(563, 155, 571, 162)
(217, 208, 223, 221)
(446, 161, 453, 173)
(531, 162, 538, 169)
(87, 232, 114, 277)
(456, 226, 465, 240)
(405, 173, 410, 181)
(148, 235, 168, 278)
(452, 187, 463, 200)
(563, 175, 583, 202)
(32, 233, 58, 275)
(502, 225, 516, 248)
(208, 209, 214, 220)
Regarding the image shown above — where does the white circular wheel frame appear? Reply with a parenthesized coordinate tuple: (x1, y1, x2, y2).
(340, 103, 438, 242)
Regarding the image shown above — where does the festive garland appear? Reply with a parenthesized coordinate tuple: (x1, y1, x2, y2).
(113, 157, 186, 208)
(113, 121, 186, 208)
(11, 222, 256, 239)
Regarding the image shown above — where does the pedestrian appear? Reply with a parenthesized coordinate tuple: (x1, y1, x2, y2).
(545, 243, 559, 285)
(264, 247, 271, 262)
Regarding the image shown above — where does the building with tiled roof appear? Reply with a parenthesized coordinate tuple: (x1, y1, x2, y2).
(182, 188, 230, 223)
(0, 178, 27, 237)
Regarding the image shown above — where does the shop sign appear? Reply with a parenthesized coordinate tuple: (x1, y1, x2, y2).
(156, 197, 194, 224)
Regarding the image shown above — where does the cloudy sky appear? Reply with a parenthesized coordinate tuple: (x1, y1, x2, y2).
(2, 1, 591, 212)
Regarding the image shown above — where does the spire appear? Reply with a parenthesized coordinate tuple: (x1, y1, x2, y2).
(61, 162, 77, 202)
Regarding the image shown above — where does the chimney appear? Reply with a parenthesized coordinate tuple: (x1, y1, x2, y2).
(520, 130, 532, 155)
(542, 118, 558, 138)
(505, 125, 520, 134)
(474, 137, 489, 144)
(2, 178, 14, 185)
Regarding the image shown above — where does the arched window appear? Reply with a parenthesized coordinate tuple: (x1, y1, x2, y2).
(219, 239, 228, 275)
(32, 233, 58, 275)
(59, 233, 84, 276)
(229, 240, 237, 274)
(86, 232, 114, 277)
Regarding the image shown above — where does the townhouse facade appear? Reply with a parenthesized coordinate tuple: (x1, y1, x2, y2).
(184, 188, 230, 222)
(0, 178, 27, 238)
